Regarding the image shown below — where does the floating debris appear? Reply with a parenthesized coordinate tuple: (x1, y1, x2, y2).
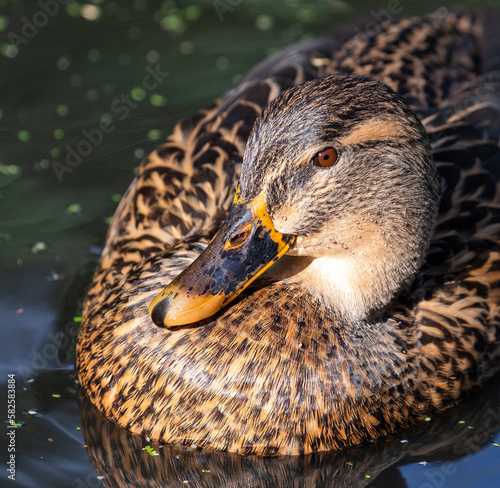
(147, 129, 162, 141)
(142, 445, 159, 456)
(31, 241, 47, 254)
(150, 94, 167, 107)
(56, 104, 69, 116)
(67, 203, 82, 214)
(256, 14, 273, 31)
(0, 164, 21, 175)
(180, 41, 193, 55)
(87, 49, 101, 62)
(18, 129, 30, 142)
(81, 4, 102, 21)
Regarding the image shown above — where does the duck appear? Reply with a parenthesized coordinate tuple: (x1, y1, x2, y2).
(77, 8, 500, 456)
(78, 376, 500, 486)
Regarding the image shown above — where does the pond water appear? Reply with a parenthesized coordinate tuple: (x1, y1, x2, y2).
(1, 0, 499, 487)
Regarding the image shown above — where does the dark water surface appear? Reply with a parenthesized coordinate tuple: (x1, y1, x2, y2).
(1, 1, 499, 487)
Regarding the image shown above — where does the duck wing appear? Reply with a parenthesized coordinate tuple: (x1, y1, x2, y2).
(405, 75, 500, 400)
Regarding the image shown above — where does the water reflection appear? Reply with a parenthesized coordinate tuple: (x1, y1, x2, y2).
(78, 377, 500, 487)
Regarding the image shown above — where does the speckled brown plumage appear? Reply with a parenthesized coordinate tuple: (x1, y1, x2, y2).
(77, 379, 500, 487)
(77, 9, 500, 456)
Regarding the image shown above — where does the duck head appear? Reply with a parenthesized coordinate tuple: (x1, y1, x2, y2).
(149, 74, 439, 327)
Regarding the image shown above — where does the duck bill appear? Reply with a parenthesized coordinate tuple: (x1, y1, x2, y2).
(149, 189, 295, 327)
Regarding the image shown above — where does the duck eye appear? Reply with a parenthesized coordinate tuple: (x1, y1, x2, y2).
(313, 147, 337, 167)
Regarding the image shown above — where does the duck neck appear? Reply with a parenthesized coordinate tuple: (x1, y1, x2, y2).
(264, 240, 420, 322)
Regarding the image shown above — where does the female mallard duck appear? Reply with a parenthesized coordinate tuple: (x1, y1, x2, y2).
(77, 9, 500, 456)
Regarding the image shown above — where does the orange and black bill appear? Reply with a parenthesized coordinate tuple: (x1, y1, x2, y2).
(149, 189, 295, 327)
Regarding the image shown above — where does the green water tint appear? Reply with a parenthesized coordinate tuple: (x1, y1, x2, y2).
(0, 0, 499, 487)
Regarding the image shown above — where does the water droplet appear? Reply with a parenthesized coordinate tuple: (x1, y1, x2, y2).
(401, 348, 407, 354)
(383, 242, 388, 247)
(282, 216, 287, 221)
(341, 243, 349, 250)
(357, 225, 362, 230)
(357, 235, 361, 239)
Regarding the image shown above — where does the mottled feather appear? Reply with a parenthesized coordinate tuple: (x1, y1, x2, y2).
(77, 10, 500, 455)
